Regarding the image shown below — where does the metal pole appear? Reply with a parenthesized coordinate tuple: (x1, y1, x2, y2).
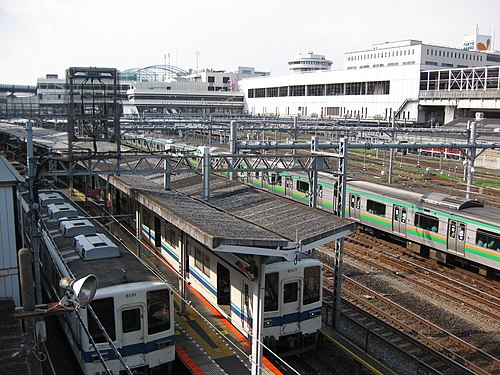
(388, 117, 395, 184)
(310, 136, 319, 208)
(202, 146, 210, 199)
(27, 121, 42, 304)
(179, 232, 187, 315)
(333, 138, 347, 329)
(164, 145, 171, 190)
(18, 248, 43, 375)
(251, 257, 265, 375)
(466, 121, 477, 200)
(230, 121, 237, 181)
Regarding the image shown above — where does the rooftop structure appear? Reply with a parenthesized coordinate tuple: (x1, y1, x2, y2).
(288, 52, 333, 73)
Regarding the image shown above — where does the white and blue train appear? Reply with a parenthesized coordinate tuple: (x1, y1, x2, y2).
(19, 189, 176, 374)
(111, 182, 324, 356)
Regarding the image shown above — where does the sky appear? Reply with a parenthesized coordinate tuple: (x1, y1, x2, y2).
(1, 0, 500, 85)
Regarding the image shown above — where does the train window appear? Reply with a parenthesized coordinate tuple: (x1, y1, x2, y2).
(449, 222, 456, 238)
(476, 229, 500, 251)
(401, 209, 407, 223)
(296, 180, 309, 194)
(195, 248, 203, 270)
(394, 207, 399, 221)
(203, 253, 210, 276)
(367, 200, 386, 217)
(415, 212, 439, 232)
(165, 223, 177, 247)
(88, 298, 116, 343)
(283, 282, 298, 304)
(147, 290, 171, 334)
(264, 273, 279, 312)
(303, 266, 321, 305)
(458, 224, 465, 241)
(122, 308, 141, 333)
(350, 195, 356, 208)
(194, 247, 210, 276)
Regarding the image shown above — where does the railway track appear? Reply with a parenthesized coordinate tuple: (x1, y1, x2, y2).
(338, 237, 500, 321)
(350, 231, 500, 294)
(321, 263, 500, 375)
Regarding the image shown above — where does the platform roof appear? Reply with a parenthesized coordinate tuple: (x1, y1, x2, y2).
(109, 172, 354, 259)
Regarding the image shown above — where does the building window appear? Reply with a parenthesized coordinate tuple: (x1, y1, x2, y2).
(222, 76, 230, 83)
(290, 85, 305, 96)
(307, 84, 324, 96)
(279, 86, 288, 97)
(208, 76, 215, 83)
(266, 87, 278, 97)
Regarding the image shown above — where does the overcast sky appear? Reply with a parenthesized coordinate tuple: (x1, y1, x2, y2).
(1, 0, 500, 85)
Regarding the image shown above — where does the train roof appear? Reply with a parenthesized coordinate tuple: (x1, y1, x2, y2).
(22, 190, 160, 289)
(347, 180, 424, 205)
(108, 172, 354, 254)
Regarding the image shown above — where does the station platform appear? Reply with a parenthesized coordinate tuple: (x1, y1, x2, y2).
(67, 190, 282, 375)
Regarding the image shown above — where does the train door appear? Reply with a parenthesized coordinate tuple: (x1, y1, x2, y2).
(392, 205, 407, 236)
(217, 263, 231, 306)
(120, 305, 146, 367)
(281, 279, 301, 336)
(285, 176, 293, 198)
(316, 185, 324, 209)
(241, 282, 252, 332)
(154, 216, 161, 248)
(349, 194, 361, 220)
(447, 220, 466, 256)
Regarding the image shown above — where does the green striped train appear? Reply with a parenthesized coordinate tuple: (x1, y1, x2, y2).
(244, 171, 500, 278)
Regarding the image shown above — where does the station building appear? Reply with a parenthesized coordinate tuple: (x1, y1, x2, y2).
(239, 34, 500, 124)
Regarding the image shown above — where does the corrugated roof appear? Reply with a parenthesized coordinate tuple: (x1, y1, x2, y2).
(0, 156, 23, 185)
(111, 173, 354, 252)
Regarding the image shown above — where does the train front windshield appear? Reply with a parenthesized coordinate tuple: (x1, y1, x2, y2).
(303, 266, 321, 305)
(147, 289, 172, 334)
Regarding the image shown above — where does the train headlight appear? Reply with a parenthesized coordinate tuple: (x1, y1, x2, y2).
(309, 310, 321, 318)
(264, 320, 273, 327)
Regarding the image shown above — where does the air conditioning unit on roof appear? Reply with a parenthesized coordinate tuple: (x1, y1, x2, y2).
(58, 218, 96, 237)
(39, 192, 65, 207)
(47, 203, 78, 220)
(73, 233, 120, 260)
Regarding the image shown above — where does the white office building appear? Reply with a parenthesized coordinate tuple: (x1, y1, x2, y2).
(239, 38, 500, 124)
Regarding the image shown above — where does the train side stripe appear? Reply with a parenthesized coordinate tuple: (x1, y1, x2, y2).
(360, 212, 392, 227)
(405, 226, 447, 244)
(465, 245, 500, 260)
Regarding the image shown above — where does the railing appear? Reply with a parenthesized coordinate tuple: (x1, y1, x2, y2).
(419, 89, 500, 100)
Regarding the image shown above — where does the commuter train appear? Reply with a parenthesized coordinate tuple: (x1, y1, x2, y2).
(244, 171, 500, 277)
(18, 189, 176, 375)
(105, 175, 323, 356)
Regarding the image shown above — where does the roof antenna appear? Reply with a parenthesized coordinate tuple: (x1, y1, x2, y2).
(121, 268, 127, 282)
